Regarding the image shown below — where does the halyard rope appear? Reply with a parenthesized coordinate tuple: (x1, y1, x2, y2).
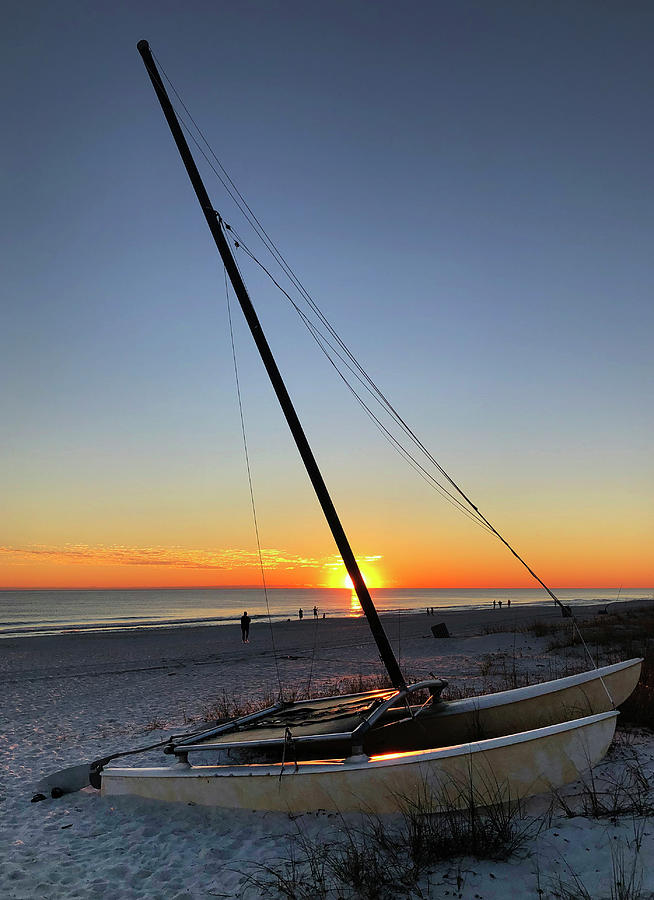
(224, 266, 283, 700)
(571, 618, 615, 706)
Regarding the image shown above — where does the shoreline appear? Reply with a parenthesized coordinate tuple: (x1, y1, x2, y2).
(2, 593, 652, 642)
(0, 597, 654, 642)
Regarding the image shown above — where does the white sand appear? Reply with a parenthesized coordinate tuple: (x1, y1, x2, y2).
(2, 601, 653, 898)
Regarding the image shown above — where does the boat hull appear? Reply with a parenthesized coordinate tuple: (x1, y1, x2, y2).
(368, 657, 641, 753)
(102, 710, 618, 813)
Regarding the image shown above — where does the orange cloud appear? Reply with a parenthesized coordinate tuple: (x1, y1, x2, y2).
(0, 544, 389, 590)
(0, 543, 347, 571)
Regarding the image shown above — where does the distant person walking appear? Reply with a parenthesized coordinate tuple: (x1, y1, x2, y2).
(507, 598, 511, 608)
(240, 611, 251, 643)
(313, 605, 318, 618)
(498, 600, 503, 609)
(493, 599, 496, 610)
(298, 608, 303, 620)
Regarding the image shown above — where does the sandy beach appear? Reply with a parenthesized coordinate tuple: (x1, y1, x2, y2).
(2, 599, 653, 898)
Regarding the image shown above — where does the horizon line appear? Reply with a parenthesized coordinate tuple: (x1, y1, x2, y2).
(1, 584, 651, 593)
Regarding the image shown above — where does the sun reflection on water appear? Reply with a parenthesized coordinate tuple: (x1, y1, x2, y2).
(349, 591, 363, 617)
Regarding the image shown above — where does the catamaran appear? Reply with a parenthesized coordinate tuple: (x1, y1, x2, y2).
(92, 41, 642, 812)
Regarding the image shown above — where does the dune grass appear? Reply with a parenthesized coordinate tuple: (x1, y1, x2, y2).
(242, 775, 538, 899)
(484, 605, 654, 732)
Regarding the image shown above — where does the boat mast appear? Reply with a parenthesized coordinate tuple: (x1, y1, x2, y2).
(137, 40, 406, 691)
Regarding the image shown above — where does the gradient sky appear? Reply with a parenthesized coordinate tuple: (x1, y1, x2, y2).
(2, 1, 652, 591)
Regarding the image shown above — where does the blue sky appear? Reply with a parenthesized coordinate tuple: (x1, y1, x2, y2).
(2, 2, 652, 588)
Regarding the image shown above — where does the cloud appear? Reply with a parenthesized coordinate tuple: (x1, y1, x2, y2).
(322, 555, 382, 570)
(0, 544, 381, 573)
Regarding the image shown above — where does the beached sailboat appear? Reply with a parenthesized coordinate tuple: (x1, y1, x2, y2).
(97, 41, 642, 812)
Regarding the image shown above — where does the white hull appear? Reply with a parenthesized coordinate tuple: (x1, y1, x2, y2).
(102, 711, 618, 813)
(407, 657, 641, 748)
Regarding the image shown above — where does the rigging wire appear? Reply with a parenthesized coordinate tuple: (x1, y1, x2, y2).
(226, 229, 496, 534)
(152, 52, 491, 535)
(153, 52, 577, 619)
(223, 267, 283, 700)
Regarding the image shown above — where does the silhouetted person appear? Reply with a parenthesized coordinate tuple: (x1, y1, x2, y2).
(507, 598, 511, 608)
(298, 608, 303, 620)
(240, 611, 251, 643)
(498, 600, 503, 609)
(313, 605, 318, 618)
(493, 599, 496, 609)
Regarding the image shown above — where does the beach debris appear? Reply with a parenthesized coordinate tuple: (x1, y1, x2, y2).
(30, 793, 46, 803)
(51, 787, 64, 799)
(431, 622, 450, 638)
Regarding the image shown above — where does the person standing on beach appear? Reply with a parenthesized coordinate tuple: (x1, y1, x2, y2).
(240, 611, 251, 643)
(313, 605, 318, 618)
(298, 608, 303, 620)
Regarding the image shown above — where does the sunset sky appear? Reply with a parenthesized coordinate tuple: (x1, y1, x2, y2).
(2, 2, 652, 591)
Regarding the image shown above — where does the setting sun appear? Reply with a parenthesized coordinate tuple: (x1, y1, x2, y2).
(328, 561, 385, 615)
(326, 559, 384, 591)
(338, 566, 382, 591)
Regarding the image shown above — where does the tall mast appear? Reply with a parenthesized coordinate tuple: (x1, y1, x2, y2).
(137, 41, 406, 690)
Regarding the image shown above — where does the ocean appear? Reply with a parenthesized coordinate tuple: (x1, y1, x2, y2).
(0, 587, 650, 639)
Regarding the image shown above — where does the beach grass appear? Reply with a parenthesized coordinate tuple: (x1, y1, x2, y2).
(243, 775, 538, 898)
